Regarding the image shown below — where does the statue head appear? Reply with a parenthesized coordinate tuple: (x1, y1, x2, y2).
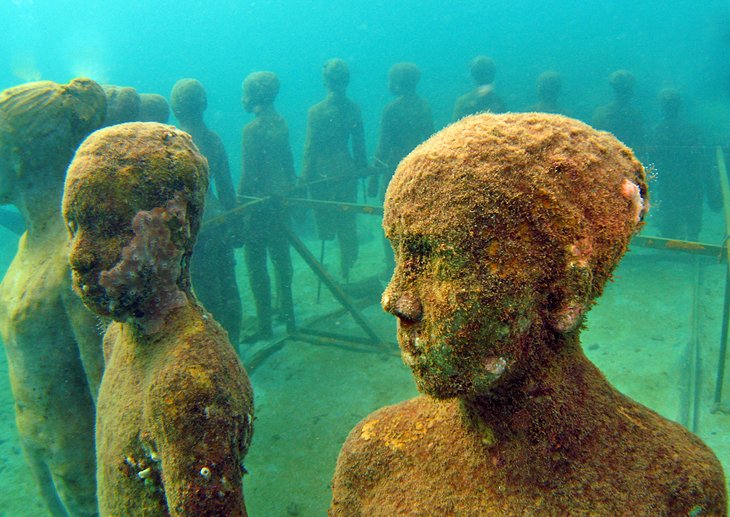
(658, 88, 681, 119)
(170, 79, 207, 123)
(382, 113, 647, 399)
(242, 71, 280, 113)
(139, 93, 170, 123)
(0, 78, 106, 205)
(389, 62, 421, 96)
(609, 69, 636, 103)
(103, 85, 141, 126)
(323, 58, 350, 93)
(63, 122, 208, 331)
(536, 71, 562, 104)
(470, 56, 496, 86)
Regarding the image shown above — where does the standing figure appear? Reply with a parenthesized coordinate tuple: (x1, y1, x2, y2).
(330, 113, 726, 515)
(452, 55, 506, 121)
(650, 88, 719, 241)
(63, 122, 254, 516)
(0, 78, 106, 517)
(171, 78, 243, 345)
(369, 62, 434, 277)
(238, 71, 296, 342)
(302, 58, 367, 282)
(592, 69, 645, 151)
(529, 70, 565, 115)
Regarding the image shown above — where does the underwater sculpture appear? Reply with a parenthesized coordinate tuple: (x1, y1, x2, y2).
(139, 93, 170, 123)
(369, 62, 434, 278)
(452, 55, 506, 121)
(329, 113, 727, 515)
(239, 71, 296, 342)
(592, 69, 645, 151)
(0, 78, 106, 517)
(63, 122, 254, 516)
(170, 78, 243, 345)
(102, 84, 141, 126)
(649, 88, 719, 242)
(529, 70, 565, 115)
(302, 58, 367, 282)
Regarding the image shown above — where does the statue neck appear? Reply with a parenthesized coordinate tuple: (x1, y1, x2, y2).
(13, 170, 66, 247)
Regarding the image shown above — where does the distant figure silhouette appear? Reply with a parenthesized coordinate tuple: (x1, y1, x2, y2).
(330, 113, 726, 516)
(529, 71, 565, 115)
(452, 56, 506, 121)
(649, 88, 720, 241)
(239, 71, 297, 342)
(369, 62, 434, 277)
(171, 78, 243, 345)
(592, 69, 644, 151)
(302, 58, 367, 282)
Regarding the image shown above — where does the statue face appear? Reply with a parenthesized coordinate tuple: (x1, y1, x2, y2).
(382, 223, 536, 399)
(65, 187, 136, 320)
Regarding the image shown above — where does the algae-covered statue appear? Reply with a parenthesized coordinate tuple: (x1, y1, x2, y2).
(452, 55, 506, 121)
(139, 93, 170, 123)
(0, 78, 106, 517)
(369, 62, 434, 277)
(102, 84, 141, 127)
(239, 71, 296, 342)
(330, 113, 727, 515)
(170, 78, 242, 345)
(63, 122, 254, 516)
(302, 58, 367, 282)
(592, 69, 645, 151)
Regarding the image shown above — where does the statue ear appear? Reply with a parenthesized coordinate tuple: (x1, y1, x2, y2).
(546, 264, 593, 334)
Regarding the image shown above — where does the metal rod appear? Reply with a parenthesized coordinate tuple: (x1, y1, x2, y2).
(316, 240, 325, 304)
(282, 224, 388, 349)
(713, 146, 730, 407)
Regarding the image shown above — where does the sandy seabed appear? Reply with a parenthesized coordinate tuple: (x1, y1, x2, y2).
(0, 211, 728, 517)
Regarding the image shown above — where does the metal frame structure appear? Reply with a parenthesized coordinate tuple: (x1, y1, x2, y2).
(200, 165, 730, 409)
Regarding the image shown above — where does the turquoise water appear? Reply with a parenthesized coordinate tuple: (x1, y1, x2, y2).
(0, 1, 729, 515)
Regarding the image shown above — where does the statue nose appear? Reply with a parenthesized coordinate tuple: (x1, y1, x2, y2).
(382, 290, 423, 323)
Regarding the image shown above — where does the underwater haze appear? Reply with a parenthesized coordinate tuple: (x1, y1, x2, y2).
(1, 0, 729, 172)
(1, 0, 730, 515)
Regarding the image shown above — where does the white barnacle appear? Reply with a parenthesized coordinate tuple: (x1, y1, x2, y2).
(484, 356, 507, 377)
(200, 466, 212, 480)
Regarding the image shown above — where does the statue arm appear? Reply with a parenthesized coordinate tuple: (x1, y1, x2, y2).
(210, 136, 237, 211)
(149, 364, 249, 517)
(61, 279, 104, 402)
(301, 111, 317, 184)
(238, 125, 259, 197)
(351, 106, 367, 171)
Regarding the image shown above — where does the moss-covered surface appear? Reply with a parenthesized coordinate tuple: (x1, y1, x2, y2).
(331, 113, 726, 515)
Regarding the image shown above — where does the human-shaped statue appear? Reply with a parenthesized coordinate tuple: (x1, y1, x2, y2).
(529, 70, 565, 115)
(63, 122, 254, 516)
(302, 58, 367, 282)
(0, 78, 106, 517)
(592, 69, 645, 151)
(238, 71, 297, 342)
(171, 78, 243, 345)
(452, 55, 506, 121)
(369, 62, 434, 277)
(649, 88, 720, 241)
(139, 92, 170, 123)
(330, 113, 727, 515)
(102, 84, 141, 126)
